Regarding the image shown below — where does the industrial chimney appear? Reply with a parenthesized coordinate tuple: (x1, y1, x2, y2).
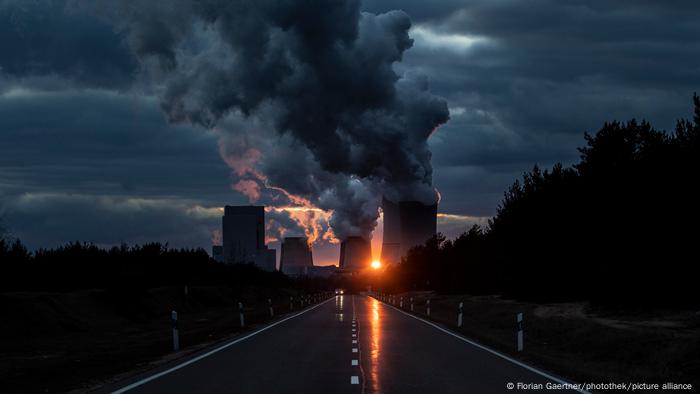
(338, 236, 372, 271)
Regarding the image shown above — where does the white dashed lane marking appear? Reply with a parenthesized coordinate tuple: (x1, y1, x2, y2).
(352, 340, 357, 344)
(351, 376, 359, 384)
(352, 359, 358, 366)
(352, 348, 358, 353)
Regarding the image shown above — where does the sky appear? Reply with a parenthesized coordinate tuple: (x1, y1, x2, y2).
(1, 0, 699, 266)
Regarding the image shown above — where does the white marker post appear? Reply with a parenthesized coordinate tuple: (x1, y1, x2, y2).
(184, 285, 189, 297)
(457, 302, 464, 328)
(426, 299, 431, 317)
(400, 297, 404, 308)
(516, 312, 524, 352)
(290, 296, 294, 311)
(268, 298, 274, 318)
(239, 302, 245, 328)
(171, 310, 180, 352)
(410, 297, 414, 312)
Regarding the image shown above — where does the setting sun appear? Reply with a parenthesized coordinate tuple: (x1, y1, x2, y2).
(371, 260, 382, 269)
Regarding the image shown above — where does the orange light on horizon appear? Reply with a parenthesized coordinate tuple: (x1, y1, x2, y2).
(371, 260, 382, 270)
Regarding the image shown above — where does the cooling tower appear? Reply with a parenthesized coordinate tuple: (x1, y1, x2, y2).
(399, 201, 437, 256)
(380, 198, 437, 263)
(339, 236, 372, 270)
(380, 197, 401, 265)
(280, 237, 313, 274)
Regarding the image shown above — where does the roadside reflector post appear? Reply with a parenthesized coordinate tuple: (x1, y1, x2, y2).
(426, 299, 431, 316)
(516, 312, 524, 352)
(268, 298, 274, 317)
(457, 302, 464, 327)
(400, 296, 404, 308)
(239, 302, 245, 328)
(184, 285, 189, 297)
(290, 296, 294, 311)
(410, 297, 414, 312)
(171, 310, 179, 352)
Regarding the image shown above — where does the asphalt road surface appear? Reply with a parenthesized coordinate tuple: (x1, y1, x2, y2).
(98, 295, 584, 394)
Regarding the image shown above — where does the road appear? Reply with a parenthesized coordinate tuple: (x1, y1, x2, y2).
(98, 295, 584, 394)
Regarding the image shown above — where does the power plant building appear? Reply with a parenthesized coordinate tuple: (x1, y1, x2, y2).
(221, 205, 276, 271)
(339, 236, 372, 271)
(380, 198, 437, 264)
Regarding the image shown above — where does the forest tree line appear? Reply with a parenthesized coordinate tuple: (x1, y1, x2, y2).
(0, 240, 298, 292)
(3, 96, 699, 306)
(384, 95, 700, 307)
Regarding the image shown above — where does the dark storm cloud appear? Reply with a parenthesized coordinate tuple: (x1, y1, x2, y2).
(375, 0, 700, 215)
(2, 0, 699, 250)
(78, 0, 450, 239)
(0, 88, 232, 202)
(361, 0, 467, 23)
(2, 192, 221, 250)
(0, 0, 137, 89)
(0, 86, 242, 250)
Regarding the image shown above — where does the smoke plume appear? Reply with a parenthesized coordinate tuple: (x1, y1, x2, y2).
(76, 0, 449, 240)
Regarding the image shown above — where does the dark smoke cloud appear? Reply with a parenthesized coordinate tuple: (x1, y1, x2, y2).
(75, 0, 449, 239)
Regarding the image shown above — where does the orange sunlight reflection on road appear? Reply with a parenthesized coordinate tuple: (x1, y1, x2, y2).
(370, 297, 381, 393)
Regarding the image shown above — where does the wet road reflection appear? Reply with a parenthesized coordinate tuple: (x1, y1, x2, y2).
(369, 297, 381, 393)
(335, 295, 344, 322)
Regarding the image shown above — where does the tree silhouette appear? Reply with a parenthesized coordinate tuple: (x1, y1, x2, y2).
(393, 95, 700, 307)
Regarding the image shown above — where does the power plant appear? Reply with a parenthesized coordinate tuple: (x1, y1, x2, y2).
(380, 198, 437, 264)
(212, 199, 435, 273)
(220, 205, 276, 271)
(338, 236, 372, 270)
(280, 237, 314, 276)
